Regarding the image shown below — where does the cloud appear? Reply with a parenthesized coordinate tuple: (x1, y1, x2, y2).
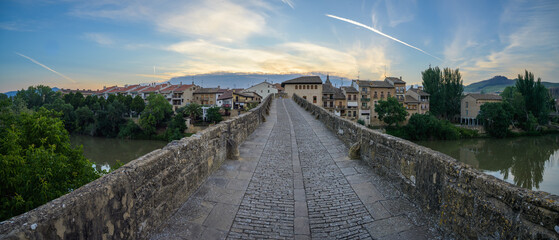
(83, 33, 114, 45)
(70, 0, 271, 42)
(448, 0, 559, 83)
(326, 14, 442, 61)
(15, 52, 76, 83)
(164, 40, 391, 79)
(384, 0, 416, 27)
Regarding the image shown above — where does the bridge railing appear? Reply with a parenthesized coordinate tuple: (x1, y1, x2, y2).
(0, 95, 274, 239)
(293, 94, 559, 239)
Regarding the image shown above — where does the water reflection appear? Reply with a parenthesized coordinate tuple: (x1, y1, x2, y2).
(417, 134, 559, 195)
(70, 135, 168, 172)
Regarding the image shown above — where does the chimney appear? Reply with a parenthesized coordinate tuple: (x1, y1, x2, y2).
(218, 85, 220, 89)
(418, 86, 423, 90)
(103, 86, 106, 89)
(400, 76, 402, 80)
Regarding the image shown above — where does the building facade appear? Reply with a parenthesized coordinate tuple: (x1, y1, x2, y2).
(242, 81, 278, 99)
(460, 93, 502, 125)
(281, 76, 323, 107)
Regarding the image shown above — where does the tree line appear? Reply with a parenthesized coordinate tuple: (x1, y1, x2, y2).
(373, 68, 553, 139)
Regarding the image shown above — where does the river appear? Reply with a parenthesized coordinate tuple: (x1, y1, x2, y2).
(417, 134, 559, 195)
(70, 135, 168, 172)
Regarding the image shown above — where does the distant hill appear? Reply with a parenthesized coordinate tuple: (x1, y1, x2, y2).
(464, 76, 559, 93)
(3, 87, 59, 97)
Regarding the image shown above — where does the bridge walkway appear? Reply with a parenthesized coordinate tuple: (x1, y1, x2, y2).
(151, 99, 442, 240)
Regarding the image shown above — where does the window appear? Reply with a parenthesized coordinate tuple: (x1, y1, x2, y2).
(388, 92, 391, 98)
(295, 85, 298, 89)
(313, 96, 317, 103)
(465, 102, 468, 108)
(466, 110, 468, 115)
(347, 95, 351, 100)
(303, 96, 307, 100)
(268, 90, 270, 93)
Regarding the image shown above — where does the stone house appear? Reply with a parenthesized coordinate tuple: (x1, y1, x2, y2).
(404, 87, 430, 116)
(242, 81, 278, 99)
(341, 86, 359, 120)
(281, 76, 323, 107)
(322, 76, 347, 117)
(460, 93, 502, 125)
(385, 77, 406, 103)
(193, 88, 227, 106)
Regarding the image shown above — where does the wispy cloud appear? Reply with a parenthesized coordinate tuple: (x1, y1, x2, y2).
(447, 0, 559, 83)
(281, 0, 294, 9)
(83, 33, 114, 45)
(15, 52, 76, 83)
(70, 0, 271, 43)
(326, 14, 442, 61)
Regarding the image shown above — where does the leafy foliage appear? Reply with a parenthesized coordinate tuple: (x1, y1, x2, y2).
(374, 97, 408, 126)
(403, 114, 460, 140)
(206, 107, 223, 123)
(422, 66, 463, 120)
(0, 108, 99, 221)
(182, 103, 202, 123)
(477, 102, 512, 138)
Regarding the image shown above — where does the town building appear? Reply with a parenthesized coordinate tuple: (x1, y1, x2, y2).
(322, 76, 347, 117)
(341, 86, 359, 120)
(385, 77, 406, 103)
(193, 88, 227, 106)
(352, 79, 396, 125)
(159, 84, 200, 111)
(281, 76, 323, 107)
(404, 87, 430, 115)
(242, 81, 278, 99)
(460, 93, 502, 125)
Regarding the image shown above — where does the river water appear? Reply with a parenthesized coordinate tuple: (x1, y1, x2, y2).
(417, 134, 559, 195)
(70, 135, 168, 172)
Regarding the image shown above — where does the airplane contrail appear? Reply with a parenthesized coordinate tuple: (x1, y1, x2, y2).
(326, 14, 442, 61)
(15, 52, 76, 83)
(281, 0, 294, 9)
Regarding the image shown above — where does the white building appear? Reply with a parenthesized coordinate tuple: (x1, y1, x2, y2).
(242, 81, 278, 99)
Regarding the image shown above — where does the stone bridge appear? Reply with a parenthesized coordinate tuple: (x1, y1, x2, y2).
(150, 98, 440, 239)
(1, 96, 558, 239)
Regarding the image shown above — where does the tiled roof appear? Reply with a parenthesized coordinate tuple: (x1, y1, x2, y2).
(322, 82, 337, 94)
(408, 88, 430, 96)
(357, 80, 394, 88)
(341, 86, 359, 93)
(281, 76, 322, 87)
(217, 90, 233, 100)
(194, 88, 227, 94)
(467, 94, 502, 100)
(405, 95, 419, 103)
(95, 86, 118, 94)
(385, 77, 406, 84)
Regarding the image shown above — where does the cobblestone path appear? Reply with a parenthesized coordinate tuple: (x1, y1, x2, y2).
(151, 99, 442, 240)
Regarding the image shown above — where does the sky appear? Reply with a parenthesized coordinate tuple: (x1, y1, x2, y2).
(1, 0, 558, 92)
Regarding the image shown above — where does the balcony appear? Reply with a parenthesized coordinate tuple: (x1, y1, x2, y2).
(361, 106, 370, 110)
(360, 98, 370, 102)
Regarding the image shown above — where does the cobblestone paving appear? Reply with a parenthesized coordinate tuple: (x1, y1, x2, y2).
(150, 99, 442, 240)
(227, 99, 295, 239)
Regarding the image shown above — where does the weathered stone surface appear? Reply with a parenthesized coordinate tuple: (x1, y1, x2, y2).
(292, 94, 559, 239)
(0, 95, 273, 240)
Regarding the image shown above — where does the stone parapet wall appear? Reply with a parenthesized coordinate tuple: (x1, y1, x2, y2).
(293, 94, 559, 239)
(0, 95, 273, 240)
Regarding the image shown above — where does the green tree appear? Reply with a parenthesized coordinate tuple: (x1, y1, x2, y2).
(477, 102, 512, 138)
(130, 95, 145, 116)
(70, 92, 84, 109)
(75, 106, 95, 134)
(206, 107, 223, 123)
(374, 97, 408, 126)
(164, 112, 187, 141)
(183, 103, 202, 123)
(422, 66, 463, 120)
(139, 94, 173, 136)
(0, 108, 99, 220)
(515, 70, 550, 124)
(14, 85, 59, 110)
